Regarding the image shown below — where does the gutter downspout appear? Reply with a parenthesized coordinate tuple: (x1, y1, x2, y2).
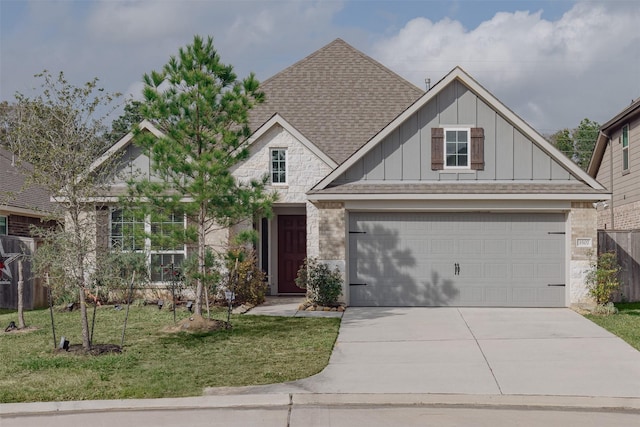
(606, 132, 614, 229)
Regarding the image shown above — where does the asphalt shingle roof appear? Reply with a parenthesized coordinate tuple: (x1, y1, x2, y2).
(309, 181, 607, 196)
(249, 39, 424, 164)
(1, 146, 56, 215)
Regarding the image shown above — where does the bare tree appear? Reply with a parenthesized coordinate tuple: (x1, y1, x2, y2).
(6, 71, 121, 350)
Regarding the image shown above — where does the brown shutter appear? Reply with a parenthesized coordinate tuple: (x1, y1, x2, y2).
(470, 127, 484, 170)
(431, 127, 444, 170)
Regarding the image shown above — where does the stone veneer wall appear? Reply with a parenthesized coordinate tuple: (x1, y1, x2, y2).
(315, 201, 346, 301)
(597, 200, 640, 231)
(570, 202, 598, 304)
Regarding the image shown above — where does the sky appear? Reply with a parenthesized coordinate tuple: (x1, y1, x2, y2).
(1, 0, 639, 135)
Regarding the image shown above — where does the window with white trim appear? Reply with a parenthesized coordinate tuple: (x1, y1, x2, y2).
(445, 128, 470, 169)
(622, 124, 629, 172)
(270, 148, 287, 184)
(0, 215, 7, 235)
(110, 208, 185, 282)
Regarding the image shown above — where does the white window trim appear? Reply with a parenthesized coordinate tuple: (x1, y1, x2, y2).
(622, 124, 630, 172)
(443, 127, 471, 170)
(270, 148, 288, 185)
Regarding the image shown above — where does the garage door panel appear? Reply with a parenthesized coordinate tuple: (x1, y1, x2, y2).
(349, 212, 565, 307)
(538, 239, 563, 256)
(485, 287, 509, 305)
(513, 263, 535, 278)
(512, 239, 536, 255)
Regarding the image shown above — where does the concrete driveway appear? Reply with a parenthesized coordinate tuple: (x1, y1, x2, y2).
(294, 307, 640, 397)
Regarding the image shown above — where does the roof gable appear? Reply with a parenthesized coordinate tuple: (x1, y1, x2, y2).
(85, 119, 163, 178)
(248, 39, 423, 164)
(588, 96, 640, 177)
(314, 67, 605, 192)
(247, 114, 337, 169)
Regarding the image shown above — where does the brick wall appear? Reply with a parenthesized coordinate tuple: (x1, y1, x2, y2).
(316, 202, 346, 261)
(7, 214, 58, 237)
(570, 202, 598, 304)
(597, 200, 640, 231)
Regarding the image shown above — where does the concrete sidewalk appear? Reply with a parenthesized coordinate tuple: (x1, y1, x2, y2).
(245, 296, 343, 318)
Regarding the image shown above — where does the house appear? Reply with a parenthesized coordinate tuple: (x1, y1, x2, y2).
(588, 97, 640, 230)
(101, 39, 608, 307)
(587, 97, 640, 301)
(1, 146, 59, 308)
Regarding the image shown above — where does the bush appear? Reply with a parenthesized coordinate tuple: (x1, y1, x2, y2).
(586, 251, 622, 305)
(295, 258, 343, 306)
(229, 249, 268, 306)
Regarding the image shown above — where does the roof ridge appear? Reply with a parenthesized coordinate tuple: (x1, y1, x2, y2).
(338, 39, 424, 95)
(259, 39, 345, 87)
(259, 38, 423, 95)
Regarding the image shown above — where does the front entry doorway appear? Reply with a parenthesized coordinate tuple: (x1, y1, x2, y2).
(277, 215, 307, 293)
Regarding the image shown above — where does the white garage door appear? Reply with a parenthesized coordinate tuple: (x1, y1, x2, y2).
(349, 212, 566, 307)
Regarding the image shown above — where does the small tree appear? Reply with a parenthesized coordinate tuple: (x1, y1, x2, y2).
(586, 251, 622, 306)
(548, 118, 599, 170)
(130, 35, 276, 316)
(7, 71, 121, 350)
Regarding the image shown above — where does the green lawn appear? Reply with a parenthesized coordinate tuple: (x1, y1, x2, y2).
(0, 306, 340, 403)
(585, 302, 640, 351)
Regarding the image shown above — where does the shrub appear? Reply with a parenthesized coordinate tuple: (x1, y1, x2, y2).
(228, 248, 268, 306)
(295, 258, 343, 306)
(586, 251, 622, 305)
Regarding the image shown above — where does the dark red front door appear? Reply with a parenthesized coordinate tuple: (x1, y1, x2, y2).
(278, 215, 306, 293)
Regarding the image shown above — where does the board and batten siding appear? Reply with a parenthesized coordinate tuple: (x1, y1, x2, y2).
(337, 80, 573, 183)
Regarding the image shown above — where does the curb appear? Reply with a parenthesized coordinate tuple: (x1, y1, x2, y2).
(3, 393, 640, 417)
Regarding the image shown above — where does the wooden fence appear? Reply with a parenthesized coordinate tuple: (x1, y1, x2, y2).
(598, 230, 640, 302)
(0, 235, 47, 309)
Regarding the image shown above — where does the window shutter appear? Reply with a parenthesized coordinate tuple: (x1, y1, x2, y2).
(431, 128, 444, 170)
(470, 127, 484, 170)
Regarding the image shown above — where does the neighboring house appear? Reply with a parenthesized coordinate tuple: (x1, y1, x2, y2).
(96, 39, 607, 307)
(588, 97, 640, 230)
(1, 147, 59, 237)
(1, 146, 59, 308)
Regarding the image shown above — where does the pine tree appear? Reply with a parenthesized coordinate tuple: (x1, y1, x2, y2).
(131, 35, 276, 316)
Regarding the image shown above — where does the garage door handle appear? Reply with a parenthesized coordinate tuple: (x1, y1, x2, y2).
(350, 283, 367, 286)
(547, 284, 566, 287)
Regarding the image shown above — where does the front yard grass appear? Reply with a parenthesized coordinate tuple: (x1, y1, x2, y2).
(0, 306, 340, 403)
(585, 302, 640, 351)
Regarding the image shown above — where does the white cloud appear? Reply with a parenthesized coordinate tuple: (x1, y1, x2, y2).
(371, 1, 640, 132)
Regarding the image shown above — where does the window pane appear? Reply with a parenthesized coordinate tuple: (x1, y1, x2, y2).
(110, 208, 144, 251)
(443, 129, 470, 168)
(622, 126, 629, 147)
(445, 130, 456, 141)
(270, 149, 286, 183)
(150, 253, 185, 282)
(623, 149, 629, 170)
(1, 216, 7, 235)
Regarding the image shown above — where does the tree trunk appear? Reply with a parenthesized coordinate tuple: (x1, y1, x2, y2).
(194, 206, 206, 316)
(17, 258, 25, 329)
(79, 285, 91, 350)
